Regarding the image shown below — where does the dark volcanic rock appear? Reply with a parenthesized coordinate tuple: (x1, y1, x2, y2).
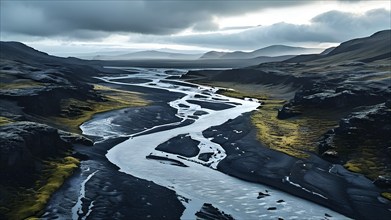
(195, 203, 234, 220)
(198, 152, 214, 162)
(277, 104, 302, 119)
(0, 122, 69, 175)
(318, 103, 391, 162)
(146, 155, 188, 167)
(257, 191, 270, 199)
(373, 175, 391, 188)
(156, 134, 200, 157)
(187, 100, 234, 110)
(58, 130, 94, 146)
(292, 83, 388, 109)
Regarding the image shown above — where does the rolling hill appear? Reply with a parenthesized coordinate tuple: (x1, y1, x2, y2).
(200, 45, 322, 59)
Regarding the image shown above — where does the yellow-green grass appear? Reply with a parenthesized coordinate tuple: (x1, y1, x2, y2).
(341, 142, 390, 180)
(251, 101, 340, 158)
(221, 86, 389, 180)
(219, 88, 341, 158)
(218, 86, 340, 159)
(5, 156, 80, 220)
(382, 192, 391, 201)
(50, 84, 149, 133)
(0, 116, 13, 126)
(0, 79, 46, 90)
(218, 88, 269, 100)
(1, 83, 148, 218)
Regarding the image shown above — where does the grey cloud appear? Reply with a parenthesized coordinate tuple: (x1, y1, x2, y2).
(134, 8, 390, 50)
(192, 20, 220, 32)
(1, 1, 389, 51)
(0, 0, 308, 37)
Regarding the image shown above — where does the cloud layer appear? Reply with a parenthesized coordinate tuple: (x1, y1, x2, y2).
(133, 9, 391, 50)
(0, 0, 307, 36)
(1, 1, 390, 51)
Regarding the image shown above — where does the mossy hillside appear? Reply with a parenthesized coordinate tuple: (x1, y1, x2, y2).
(50, 84, 149, 133)
(0, 79, 46, 90)
(251, 101, 341, 158)
(338, 137, 390, 180)
(221, 86, 390, 181)
(0, 83, 149, 218)
(4, 156, 79, 220)
(219, 88, 341, 158)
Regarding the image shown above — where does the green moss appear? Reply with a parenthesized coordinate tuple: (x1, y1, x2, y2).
(50, 84, 149, 133)
(197, 83, 340, 158)
(344, 160, 363, 173)
(0, 80, 45, 90)
(7, 156, 80, 220)
(250, 100, 341, 158)
(218, 88, 269, 100)
(0, 116, 13, 126)
(341, 149, 388, 180)
(381, 192, 391, 201)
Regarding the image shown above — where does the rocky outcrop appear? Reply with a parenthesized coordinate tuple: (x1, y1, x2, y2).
(319, 102, 391, 155)
(277, 103, 302, 119)
(0, 58, 101, 118)
(318, 102, 391, 183)
(291, 83, 389, 109)
(58, 130, 93, 146)
(0, 122, 91, 178)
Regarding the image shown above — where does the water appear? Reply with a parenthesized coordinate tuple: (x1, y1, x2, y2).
(82, 68, 349, 220)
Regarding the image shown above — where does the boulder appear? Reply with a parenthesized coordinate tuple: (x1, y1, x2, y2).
(277, 104, 301, 119)
(373, 175, 391, 188)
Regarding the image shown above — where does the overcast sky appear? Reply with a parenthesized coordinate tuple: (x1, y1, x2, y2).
(1, 0, 390, 56)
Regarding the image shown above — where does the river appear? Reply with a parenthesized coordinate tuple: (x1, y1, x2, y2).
(44, 67, 348, 220)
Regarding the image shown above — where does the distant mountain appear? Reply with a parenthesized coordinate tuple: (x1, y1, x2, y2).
(200, 45, 322, 60)
(252, 45, 321, 57)
(93, 50, 202, 60)
(286, 30, 391, 63)
(199, 51, 229, 59)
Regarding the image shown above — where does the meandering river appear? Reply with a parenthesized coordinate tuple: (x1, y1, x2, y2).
(43, 67, 348, 220)
(79, 67, 347, 219)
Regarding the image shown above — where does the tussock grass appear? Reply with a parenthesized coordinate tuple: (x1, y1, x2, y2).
(6, 156, 80, 220)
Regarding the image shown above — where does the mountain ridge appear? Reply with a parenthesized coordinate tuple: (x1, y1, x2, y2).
(200, 45, 322, 59)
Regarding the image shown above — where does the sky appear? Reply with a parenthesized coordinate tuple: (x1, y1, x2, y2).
(1, 0, 390, 56)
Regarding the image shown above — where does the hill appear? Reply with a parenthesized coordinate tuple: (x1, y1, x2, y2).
(286, 30, 391, 63)
(93, 50, 202, 60)
(200, 45, 321, 59)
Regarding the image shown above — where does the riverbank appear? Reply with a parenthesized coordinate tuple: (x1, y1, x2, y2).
(0, 42, 150, 219)
(182, 76, 390, 219)
(93, 70, 348, 219)
(0, 82, 148, 219)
